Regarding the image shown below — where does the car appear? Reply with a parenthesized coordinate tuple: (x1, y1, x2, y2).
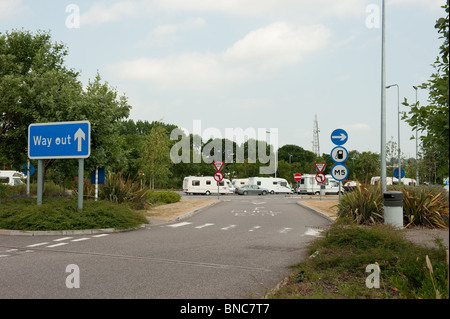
(235, 185, 269, 195)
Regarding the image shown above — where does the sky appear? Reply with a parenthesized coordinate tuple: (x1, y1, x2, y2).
(1, 0, 446, 160)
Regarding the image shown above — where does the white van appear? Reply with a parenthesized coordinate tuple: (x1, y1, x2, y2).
(183, 176, 230, 195)
(297, 174, 342, 195)
(0, 171, 25, 186)
(248, 177, 292, 194)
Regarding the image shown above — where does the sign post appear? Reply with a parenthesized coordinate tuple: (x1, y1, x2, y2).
(28, 121, 90, 210)
(213, 161, 224, 199)
(330, 128, 349, 202)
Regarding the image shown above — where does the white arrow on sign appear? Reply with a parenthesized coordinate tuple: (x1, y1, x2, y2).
(331, 133, 347, 141)
(74, 128, 85, 152)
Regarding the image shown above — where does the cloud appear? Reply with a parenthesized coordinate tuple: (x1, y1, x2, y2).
(109, 21, 330, 90)
(151, 17, 206, 36)
(81, 1, 139, 26)
(152, 0, 367, 19)
(387, 0, 444, 11)
(0, 0, 28, 19)
(223, 22, 330, 71)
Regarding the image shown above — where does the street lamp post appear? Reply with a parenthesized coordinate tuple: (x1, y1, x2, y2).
(413, 85, 419, 185)
(380, 0, 387, 193)
(386, 84, 401, 184)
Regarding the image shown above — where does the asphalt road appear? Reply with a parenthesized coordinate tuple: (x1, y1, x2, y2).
(0, 195, 331, 299)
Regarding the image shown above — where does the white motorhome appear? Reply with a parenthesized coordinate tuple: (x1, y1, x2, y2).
(370, 176, 417, 186)
(0, 170, 25, 186)
(232, 178, 249, 187)
(297, 174, 343, 195)
(248, 177, 292, 194)
(183, 176, 231, 195)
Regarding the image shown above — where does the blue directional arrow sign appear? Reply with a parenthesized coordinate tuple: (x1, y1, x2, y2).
(331, 128, 348, 146)
(28, 121, 90, 159)
(393, 168, 405, 179)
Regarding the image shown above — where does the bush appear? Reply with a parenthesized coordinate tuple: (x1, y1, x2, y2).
(0, 197, 148, 231)
(100, 172, 148, 209)
(337, 184, 449, 229)
(145, 191, 181, 204)
(336, 184, 383, 225)
(401, 186, 449, 229)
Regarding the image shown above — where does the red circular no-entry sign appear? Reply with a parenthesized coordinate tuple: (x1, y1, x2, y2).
(294, 173, 302, 181)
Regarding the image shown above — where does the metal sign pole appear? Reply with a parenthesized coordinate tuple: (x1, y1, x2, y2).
(95, 167, 98, 201)
(37, 159, 43, 205)
(78, 159, 84, 211)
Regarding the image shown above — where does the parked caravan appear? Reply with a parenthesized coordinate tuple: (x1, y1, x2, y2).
(297, 174, 343, 195)
(224, 179, 235, 193)
(232, 178, 249, 187)
(183, 176, 230, 195)
(370, 176, 416, 186)
(0, 171, 25, 186)
(248, 177, 292, 194)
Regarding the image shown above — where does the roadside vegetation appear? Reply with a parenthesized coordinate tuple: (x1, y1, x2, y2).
(336, 184, 449, 229)
(267, 222, 449, 299)
(0, 173, 181, 231)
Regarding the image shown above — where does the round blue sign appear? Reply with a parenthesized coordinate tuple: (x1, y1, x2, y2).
(22, 164, 35, 177)
(393, 168, 405, 179)
(331, 128, 348, 146)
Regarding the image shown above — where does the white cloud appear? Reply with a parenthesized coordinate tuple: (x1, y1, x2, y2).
(223, 22, 330, 71)
(0, 0, 28, 19)
(81, 1, 139, 26)
(387, 0, 444, 11)
(152, 0, 367, 19)
(110, 21, 330, 90)
(151, 17, 206, 36)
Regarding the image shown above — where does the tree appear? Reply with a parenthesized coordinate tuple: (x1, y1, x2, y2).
(402, 4, 449, 182)
(0, 30, 131, 176)
(141, 122, 172, 189)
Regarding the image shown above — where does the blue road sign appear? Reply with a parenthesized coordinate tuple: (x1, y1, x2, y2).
(22, 164, 35, 176)
(91, 167, 105, 185)
(28, 121, 90, 159)
(331, 128, 348, 146)
(393, 168, 405, 179)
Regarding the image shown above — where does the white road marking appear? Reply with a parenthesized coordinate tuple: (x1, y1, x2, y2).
(53, 237, 73, 242)
(249, 226, 261, 232)
(71, 238, 90, 242)
(279, 227, 292, 234)
(166, 222, 192, 228)
(195, 223, 215, 229)
(92, 234, 109, 238)
(0, 254, 10, 258)
(46, 243, 68, 248)
(221, 224, 237, 231)
(26, 242, 49, 247)
(304, 228, 323, 237)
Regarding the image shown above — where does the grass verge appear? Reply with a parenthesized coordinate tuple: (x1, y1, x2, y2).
(267, 222, 449, 299)
(0, 197, 148, 231)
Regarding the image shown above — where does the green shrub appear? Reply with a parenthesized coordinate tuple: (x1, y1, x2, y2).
(0, 197, 148, 230)
(100, 172, 148, 208)
(145, 191, 181, 204)
(336, 184, 383, 225)
(401, 186, 449, 229)
(337, 185, 449, 229)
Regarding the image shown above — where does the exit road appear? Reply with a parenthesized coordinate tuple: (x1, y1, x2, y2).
(0, 196, 330, 298)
